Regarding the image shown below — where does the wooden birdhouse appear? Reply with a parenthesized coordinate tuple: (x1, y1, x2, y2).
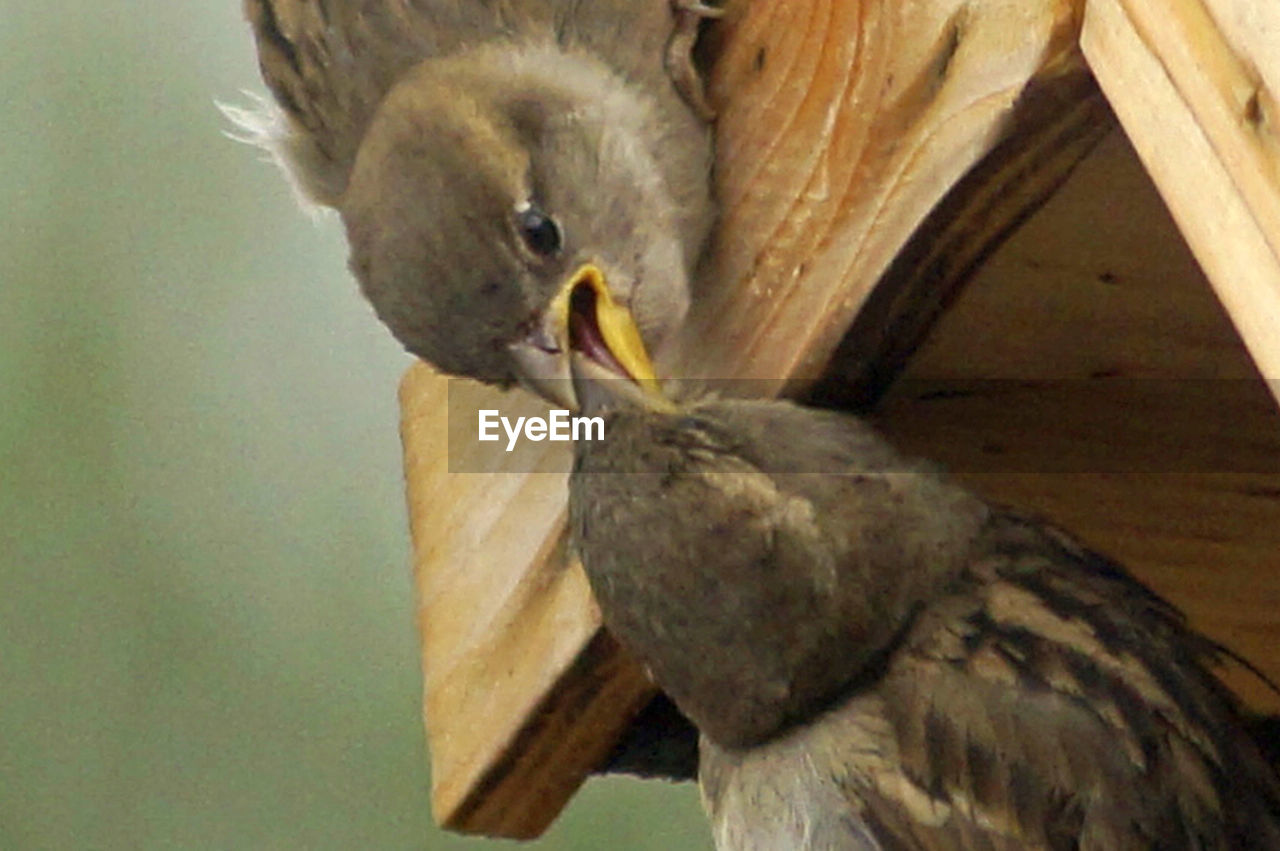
(398, 0, 1280, 837)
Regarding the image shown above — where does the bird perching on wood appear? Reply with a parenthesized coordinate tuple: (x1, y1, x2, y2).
(233, 0, 718, 405)
(567, 356, 1280, 848)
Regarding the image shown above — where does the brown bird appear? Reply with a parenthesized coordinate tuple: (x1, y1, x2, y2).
(567, 358, 1280, 849)
(232, 0, 717, 402)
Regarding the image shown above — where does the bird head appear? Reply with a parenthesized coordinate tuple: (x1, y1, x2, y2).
(340, 45, 704, 408)
(569, 393, 992, 747)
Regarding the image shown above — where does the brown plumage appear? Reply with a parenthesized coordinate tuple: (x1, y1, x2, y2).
(238, 0, 715, 395)
(568, 384, 1280, 850)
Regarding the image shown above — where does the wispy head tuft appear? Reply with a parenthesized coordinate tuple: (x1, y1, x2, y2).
(216, 91, 333, 222)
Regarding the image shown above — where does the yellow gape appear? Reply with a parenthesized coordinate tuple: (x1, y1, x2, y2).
(555, 264, 673, 408)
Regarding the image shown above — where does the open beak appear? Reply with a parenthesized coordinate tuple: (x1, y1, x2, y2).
(509, 264, 673, 412)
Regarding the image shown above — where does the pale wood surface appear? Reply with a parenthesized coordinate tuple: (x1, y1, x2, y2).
(401, 371, 659, 837)
(668, 0, 1088, 384)
(1081, 0, 1280, 399)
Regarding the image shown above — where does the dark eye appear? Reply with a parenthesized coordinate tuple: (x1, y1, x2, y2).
(676, 416, 714, 433)
(516, 204, 562, 258)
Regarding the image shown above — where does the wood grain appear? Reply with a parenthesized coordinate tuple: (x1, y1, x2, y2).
(668, 0, 1089, 384)
(400, 370, 660, 837)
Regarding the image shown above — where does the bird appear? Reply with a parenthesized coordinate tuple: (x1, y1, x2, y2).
(566, 356, 1280, 849)
(231, 0, 719, 405)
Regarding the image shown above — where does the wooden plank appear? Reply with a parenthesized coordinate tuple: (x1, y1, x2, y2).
(406, 0, 1104, 836)
(1081, 0, 1280, 400)
(667, 0, 1091, 384)
(400, 370, 659, 837)
(1125, 0, 1280, 255)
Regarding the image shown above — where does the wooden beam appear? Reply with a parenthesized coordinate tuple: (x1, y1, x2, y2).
(405, 0, 1101, 837)
(399, 372, 658, 837)
(1081, 0, 1280, 401)
(667, 0, 1091, 384)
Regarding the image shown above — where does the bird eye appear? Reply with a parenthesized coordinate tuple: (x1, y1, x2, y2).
(676, 416, 714, 433)
(516, 204, 562, 258)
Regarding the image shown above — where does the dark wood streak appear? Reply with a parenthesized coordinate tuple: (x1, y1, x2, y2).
(446, 629, 656, 838)
(808, 71, 1114, 411)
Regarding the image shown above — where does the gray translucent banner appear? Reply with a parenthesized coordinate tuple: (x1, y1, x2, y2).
(442, 378, 1280, 475)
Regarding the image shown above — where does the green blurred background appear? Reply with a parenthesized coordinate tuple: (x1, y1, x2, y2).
(1, 4, 709, 848)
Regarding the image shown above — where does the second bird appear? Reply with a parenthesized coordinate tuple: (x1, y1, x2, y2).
(567, 358, 1280, 850)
